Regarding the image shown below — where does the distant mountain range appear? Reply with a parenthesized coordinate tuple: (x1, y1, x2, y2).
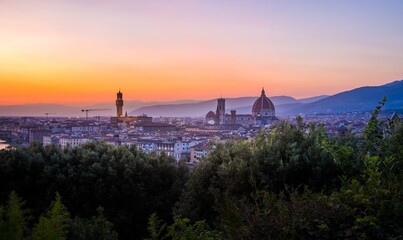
(0, 80, 402, 117)
(283, 80, 403, 115)
(129, 96, 322, 117)
(129, 80, 403, 117)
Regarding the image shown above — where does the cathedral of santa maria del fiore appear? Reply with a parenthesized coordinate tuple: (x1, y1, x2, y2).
(205, 88, 278, 127)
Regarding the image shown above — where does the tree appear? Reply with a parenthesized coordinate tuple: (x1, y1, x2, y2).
(175, 121, 341, 228)
(146, 213, 222, 240)
(364, 96, 387, 155)
(68, 207, 118, 240)
(0, 206, 3, 239)
(32, 193, 71, 240)
(167, 218, 222, 240)
(146, 213, 167, 240)
(0, 191, 27, 240)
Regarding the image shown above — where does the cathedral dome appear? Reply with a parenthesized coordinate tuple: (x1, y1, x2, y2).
(206, 111, 216, 119)
(252, 88, 275, 117)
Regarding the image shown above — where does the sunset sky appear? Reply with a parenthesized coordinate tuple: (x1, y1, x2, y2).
(1, 1, 403, 105)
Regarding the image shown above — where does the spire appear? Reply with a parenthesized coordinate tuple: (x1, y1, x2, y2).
(261, 87, 266, 96)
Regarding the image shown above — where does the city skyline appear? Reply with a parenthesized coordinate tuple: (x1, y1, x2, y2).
(1, 1, 403, 105)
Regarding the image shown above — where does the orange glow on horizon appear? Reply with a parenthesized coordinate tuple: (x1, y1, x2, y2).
(1, 63, 398, 106)
(1, 1, 402, 105)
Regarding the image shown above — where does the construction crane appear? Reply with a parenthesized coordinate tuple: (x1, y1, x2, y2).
(44, 113, 56, 119)
(81, 109, 111, 119)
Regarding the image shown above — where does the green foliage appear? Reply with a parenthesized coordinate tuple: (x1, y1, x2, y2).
(145, 213, 222, 240)
(0, 192, 28, 240)
(174, 140, 253, 223)
(0, 192, 117, 240)
(253, 121, 339, 191)
(322, 135, 363, 177)
(221, 189, 344, 240)
(0, 141, 188, 239)
(146, 213, 167, 240)
(175, 120, 340, 226)
(167, 218, 222, 240)
(334, 155, 403, 239)
(68, 207, 118, 240)
(221, 153, 403, 239)
(364, 96, 387, 155)
(175, 112, 402, 239)
(32, 193, 71, 240)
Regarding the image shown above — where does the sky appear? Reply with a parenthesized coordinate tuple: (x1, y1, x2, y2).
(1, 0, 403, 105)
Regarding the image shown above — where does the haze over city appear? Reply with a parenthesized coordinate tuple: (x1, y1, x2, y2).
(1, 0, 403, 105)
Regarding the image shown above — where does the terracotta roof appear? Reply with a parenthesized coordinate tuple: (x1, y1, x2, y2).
(206, 111, 216, 119)
(252, 88, 275, 114)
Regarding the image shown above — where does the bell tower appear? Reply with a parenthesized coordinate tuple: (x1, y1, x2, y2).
(216, 98, 225, 125)
(116, 90, 124, 117)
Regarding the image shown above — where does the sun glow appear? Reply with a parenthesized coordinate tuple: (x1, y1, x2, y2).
(1, 1, 402, 105)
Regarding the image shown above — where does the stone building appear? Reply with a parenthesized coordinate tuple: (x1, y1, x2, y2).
(205, 88, 277, 126)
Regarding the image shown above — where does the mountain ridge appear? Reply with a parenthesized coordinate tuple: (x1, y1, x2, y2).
(130, 80, 403, 117)
(286, 80, 403, 115)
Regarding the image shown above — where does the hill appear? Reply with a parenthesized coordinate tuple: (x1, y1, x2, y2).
(286, 80, 403, 115)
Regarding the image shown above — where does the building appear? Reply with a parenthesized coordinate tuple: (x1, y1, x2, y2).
(43, 135, 60, 146)
(156, 140, 175, 157)
(252, 88, 277, 125)
(59, 136, 90, 149)
(205, 111, 217, 124)
(69, 122, 100, 134)
(205, 88, 277, 126)
(190, 143, 209, 164)
(216, 98, 226, 125)
(105, 138, 136, 147)
(139, 123, 177, 132)
(116, 90, 124, 117)
(137, 140, 157, 154)
(110, 90, 153, 124)
(174, 140, 203, 162)
(29, 129, 51, 144)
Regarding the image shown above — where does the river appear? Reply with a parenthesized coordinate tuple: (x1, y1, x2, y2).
(0, 139, 10, 150)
